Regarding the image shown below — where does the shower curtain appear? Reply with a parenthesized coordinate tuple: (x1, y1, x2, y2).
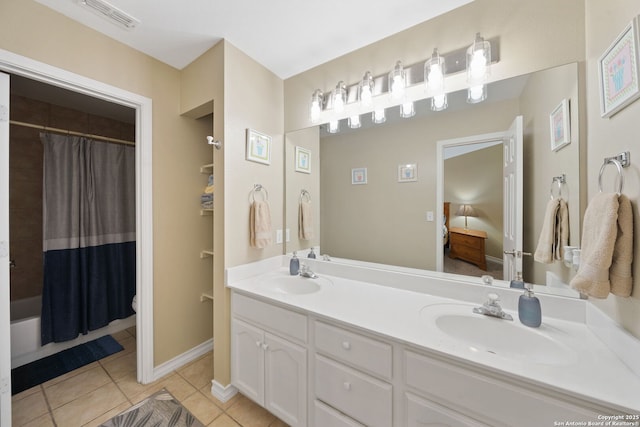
(40, 133, 136, 345)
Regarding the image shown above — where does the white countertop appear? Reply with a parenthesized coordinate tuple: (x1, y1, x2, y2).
(226, 258, 640, 413)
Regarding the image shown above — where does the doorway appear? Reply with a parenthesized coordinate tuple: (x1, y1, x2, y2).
(0, 49, 154, 425)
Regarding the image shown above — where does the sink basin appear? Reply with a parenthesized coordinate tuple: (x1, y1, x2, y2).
(420, 303, 577, 365)
(259, 274, 329, 295)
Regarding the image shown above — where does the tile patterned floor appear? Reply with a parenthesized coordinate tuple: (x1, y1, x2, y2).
(11, 328, 288, 427)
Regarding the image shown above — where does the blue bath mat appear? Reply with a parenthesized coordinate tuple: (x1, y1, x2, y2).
(11, 334, 123, 395)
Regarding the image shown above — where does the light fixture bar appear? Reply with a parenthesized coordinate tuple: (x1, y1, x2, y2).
(78, 0, 140, 29)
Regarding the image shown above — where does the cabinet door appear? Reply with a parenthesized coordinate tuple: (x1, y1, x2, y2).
(231, 319, 264, 405)
(406, 392, 486, 427)
(265, 332, 307, 427)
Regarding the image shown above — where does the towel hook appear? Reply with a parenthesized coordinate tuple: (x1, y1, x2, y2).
(550, 174, 567, 200)
(598, 151, 630, 194)
(250, 184, 269, 203)
(299, 189, 311, 203)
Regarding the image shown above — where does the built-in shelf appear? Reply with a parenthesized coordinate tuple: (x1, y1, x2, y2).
(200, 250, 214, 259)
(200, 292, 213, 302)
(200, 163, 214, 174)
(200, 209, 213, 216)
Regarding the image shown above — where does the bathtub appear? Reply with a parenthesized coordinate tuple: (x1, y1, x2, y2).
(10, 295, 136, 368)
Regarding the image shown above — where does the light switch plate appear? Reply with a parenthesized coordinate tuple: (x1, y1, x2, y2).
(276, 229, 283, 244)
(426, 211, 434, 222)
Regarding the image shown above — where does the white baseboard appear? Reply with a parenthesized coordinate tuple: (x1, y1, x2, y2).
(152, 338, 213, 381)
(211, 380, 238, 403)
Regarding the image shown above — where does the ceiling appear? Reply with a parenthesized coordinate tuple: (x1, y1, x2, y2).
(34, 0, 473, 79)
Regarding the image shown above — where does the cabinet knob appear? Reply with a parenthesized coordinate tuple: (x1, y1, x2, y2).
(342, 341, 351, 350)
(343, 382, 351, 391)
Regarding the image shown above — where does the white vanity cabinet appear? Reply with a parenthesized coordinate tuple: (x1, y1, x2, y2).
(231, 293, 308, 427)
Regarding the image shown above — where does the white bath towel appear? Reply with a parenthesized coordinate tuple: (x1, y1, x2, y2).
(250, 200, 272, 249)
(298, 200, 314, 240)
(570, 193, 634, 298)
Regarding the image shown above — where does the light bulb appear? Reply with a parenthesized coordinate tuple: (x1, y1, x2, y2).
(470, 50, 487, 81)
(348, 115, 361, 129)
(359, 71, 374, 107)
(328, 120, 339, 133)
(400, 102, 415, 118)
(468, 85, 486, 103)
(310, 100, 321, 122)
(373, 108, 386, 124)
(432, 94, 447, 111)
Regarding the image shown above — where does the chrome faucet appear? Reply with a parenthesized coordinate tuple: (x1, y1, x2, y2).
(473, 292, 513, 320)
(299, 263, 318, 279)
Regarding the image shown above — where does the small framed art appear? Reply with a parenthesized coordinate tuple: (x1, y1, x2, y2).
(295, 146, 311, 174)
(351, 168, 367, 185)
(598, 16, 640, 118)
(246, 128, 271, 165)
(398, 163, 418, 182)
(549, 99, 571, 151)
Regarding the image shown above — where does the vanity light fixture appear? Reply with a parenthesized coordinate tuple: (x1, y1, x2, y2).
(400, 101, 415, 118)
(328, 119, 340, 133)
(348, 115, 361, 129)
(359, 71, 375, 107)
(332, 81, 347, 113)
(425, 48, 448, 112)
(372, 107, 386, 124)
(466, 33, 491, 103)
(310, 89, 323, 123)
(389, 61, 407, 101)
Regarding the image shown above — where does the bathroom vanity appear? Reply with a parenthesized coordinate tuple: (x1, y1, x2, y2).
(227, 257, 640, 427)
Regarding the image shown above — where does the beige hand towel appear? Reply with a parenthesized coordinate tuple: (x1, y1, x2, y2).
(534, 198, 560, 264)
(250, 200, 272, 249)
(570, 193, 619, 298)
(298, 200, 314, 240)
(610, 194, 633, 297)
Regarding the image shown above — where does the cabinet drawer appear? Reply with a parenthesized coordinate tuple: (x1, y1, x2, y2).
(451, 233, 483, 250)
(314, 321, 392, 380)
(406, 392, 486, 427)
(404, 350, 599, 427)
(314, 400, 365, 427)
(315, 355, 392, 427)
(232, 292, 307, 343)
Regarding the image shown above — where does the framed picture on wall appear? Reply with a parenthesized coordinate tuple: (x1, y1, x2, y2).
(549, 99, 571, 151)
(398, 163, 418, 182)
(295, 146, 311, 174)
(246, 128, 271, 165)
(351, 168, 367, 185)
(598, 16, 640, 118)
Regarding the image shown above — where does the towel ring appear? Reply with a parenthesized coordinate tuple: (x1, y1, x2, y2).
(550, 174, 566, 200)
(250, 184, 269, 203)
(299, 189, 311, 203)
(598, 159, 624, 194)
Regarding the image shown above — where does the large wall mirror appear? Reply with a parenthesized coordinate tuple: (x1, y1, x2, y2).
(285, 62, 582, 297)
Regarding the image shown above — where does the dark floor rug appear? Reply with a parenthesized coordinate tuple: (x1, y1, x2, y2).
(100, 389, 205, 427)
(11, 334, 123, 395)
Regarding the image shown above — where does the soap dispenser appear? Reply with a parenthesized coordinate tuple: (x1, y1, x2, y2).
(518, 284, 542, 328)
(510, 271, 526, 289)
(289, 251, 300, 275)
(307, 247, 316, 259)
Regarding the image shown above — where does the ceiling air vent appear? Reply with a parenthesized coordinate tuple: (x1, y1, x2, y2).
(78, 0, 140, 30)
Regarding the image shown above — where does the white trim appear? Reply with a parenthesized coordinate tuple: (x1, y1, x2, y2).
(153, 339, 214, 381)
(0, 48, 155, 385)
(211, 379, 239, 403)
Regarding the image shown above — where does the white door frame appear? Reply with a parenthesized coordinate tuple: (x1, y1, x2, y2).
(0, 49, 155, 389)
(435, 131, 508, 273)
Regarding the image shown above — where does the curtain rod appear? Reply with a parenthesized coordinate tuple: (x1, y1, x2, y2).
(9, 120, 135, 146)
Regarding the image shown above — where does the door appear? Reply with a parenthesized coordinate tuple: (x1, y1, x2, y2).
(231, 319, 264, 404)
(264, 332, 307, 427)
(0, 71, 11, 426)
(502, 116, 524, 281)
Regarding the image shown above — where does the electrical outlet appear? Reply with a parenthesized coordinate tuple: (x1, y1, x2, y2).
(426, 211, 434, 222)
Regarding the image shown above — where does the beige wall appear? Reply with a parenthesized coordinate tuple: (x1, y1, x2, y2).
(0, 0, 214, 365)
(444, 145, 503, 259)
(284, 0, 585, 132)
(585, 0, 640, 338)
(520, 63, 583, 286)
(319, 99, 518, 270)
